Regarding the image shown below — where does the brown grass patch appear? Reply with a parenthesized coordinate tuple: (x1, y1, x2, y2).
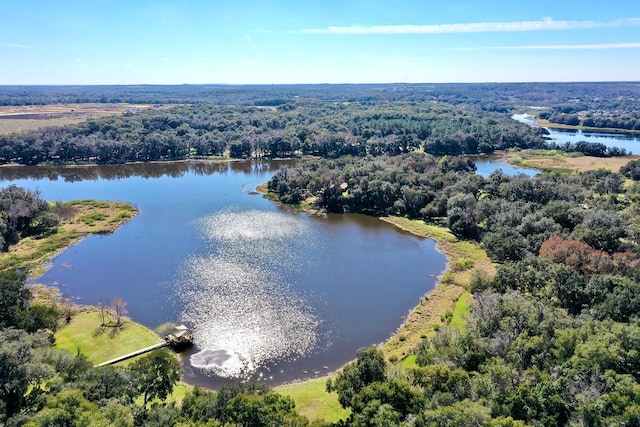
(501, 150, 639, 173)
(61, 200, 138, 235)
(535, 118, 640, 135)
(0, 103, 155, 134)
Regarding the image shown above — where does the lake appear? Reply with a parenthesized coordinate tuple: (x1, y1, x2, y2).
(512, 113, 640, 154)
(0, 161, 446, 388)
(474, 159, 538, 177)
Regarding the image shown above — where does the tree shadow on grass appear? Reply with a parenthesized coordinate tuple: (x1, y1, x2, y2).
(93, 322, 123, 338)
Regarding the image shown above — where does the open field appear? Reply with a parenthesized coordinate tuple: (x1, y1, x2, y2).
(502, 149, 638, 173)
(0, 200, 138, 276)
(0, 103, 155, 134)
(54, 311, 163, 366)
(276, 377, 350, 424)
(55, 311, 191, 404)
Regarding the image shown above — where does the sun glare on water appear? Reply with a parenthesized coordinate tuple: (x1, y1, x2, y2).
(177, 209, 319, 378)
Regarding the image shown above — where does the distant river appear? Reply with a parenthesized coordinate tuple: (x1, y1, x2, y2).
(0, 161, 445, 388)
(512, 113, 640, 154)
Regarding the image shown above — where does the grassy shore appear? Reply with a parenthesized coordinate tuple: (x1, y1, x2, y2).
(54, 311, 163, 365)
(1, 199, 138, 276)
(276, 378, 350, 424)
(379, 216, 494, 362)
(274, 215, 492, 422)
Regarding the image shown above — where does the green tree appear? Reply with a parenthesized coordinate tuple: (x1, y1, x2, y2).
(128, 349, 181, 410)
(24, 389, 134, 427)
(0, 270, 30, 328)
(326, 347, 387, 409)
(77, 365, 136, 403)
(226, 392, 308, 427)
(0, 329, 54, 420)
(182, 382, 270, 425)
(349, 379, 426, 424)
(620, 159, 640, 180)
(419, 400, 491, 427)
(447, 193, 477, 239)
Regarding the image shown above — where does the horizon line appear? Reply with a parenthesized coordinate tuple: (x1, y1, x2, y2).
(1, 80, 640, 87)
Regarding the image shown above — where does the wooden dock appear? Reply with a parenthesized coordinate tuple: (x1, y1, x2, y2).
(94, 325, 193, 367)
(96, 342, 169, 367)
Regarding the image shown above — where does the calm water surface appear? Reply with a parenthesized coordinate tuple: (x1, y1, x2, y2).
(0, 161, 445, 387)
(512, 113, 640, 154)
(474, 159, 538, 177)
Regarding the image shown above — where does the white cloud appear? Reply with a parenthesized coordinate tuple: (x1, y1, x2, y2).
(303, 18, 640, 35)
(452, 42, 640, 51)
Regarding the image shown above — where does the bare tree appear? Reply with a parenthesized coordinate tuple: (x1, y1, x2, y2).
(112, 297, 127, 326)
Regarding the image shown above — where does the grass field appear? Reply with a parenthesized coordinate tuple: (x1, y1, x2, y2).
(276, 377, 350, 424)
(55, 311, 190, 405)
(449, 291, 473, 330)
(0, 103, 154, 134)
(501, 149, 638, 173)
(54, 311, 163, 365)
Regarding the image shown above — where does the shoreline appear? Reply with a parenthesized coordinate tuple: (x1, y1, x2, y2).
(18, 174, 484, 393)
(517, 112, 640, 135)
(260, 185, 495, 384)
(2, 200, 139, 277)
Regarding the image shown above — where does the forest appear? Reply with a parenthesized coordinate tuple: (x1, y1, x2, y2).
(0, 101, 627, 166)
(270, 152, 640, 425)
(2, 82, 638, 166)
(0, 102, 549, 165)
(2, 83, 640, 426)
(1, 82, 639, 111)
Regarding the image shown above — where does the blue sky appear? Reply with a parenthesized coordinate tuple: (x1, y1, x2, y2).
(1, 0, 639, 84)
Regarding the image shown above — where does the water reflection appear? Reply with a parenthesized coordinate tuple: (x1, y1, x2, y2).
(0, 160, 446, 386)
(0, 160, 298, 182)
(179, 209, 319, 378)
(512, 113, 640, 154)
(474, 160, 538, 177)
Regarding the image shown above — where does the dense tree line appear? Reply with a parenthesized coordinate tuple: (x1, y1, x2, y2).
(0, 185, 59, 250)
(540, 110, 640, 132)
(1, 83, 639, 112)
(546, 140, 628, 157)
(269, 153, 640, 425)
(0, 102, 547, 165)
(269, 153, 636, 257)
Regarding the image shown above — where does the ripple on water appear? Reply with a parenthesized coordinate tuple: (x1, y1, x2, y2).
(178, 209, 319, 378)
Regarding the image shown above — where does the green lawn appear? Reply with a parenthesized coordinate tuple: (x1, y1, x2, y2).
(450, 291, 473, 331)
(276, 377, 350, 424)
(54, 311, 163, 365)
(399, 354, 418, 368)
